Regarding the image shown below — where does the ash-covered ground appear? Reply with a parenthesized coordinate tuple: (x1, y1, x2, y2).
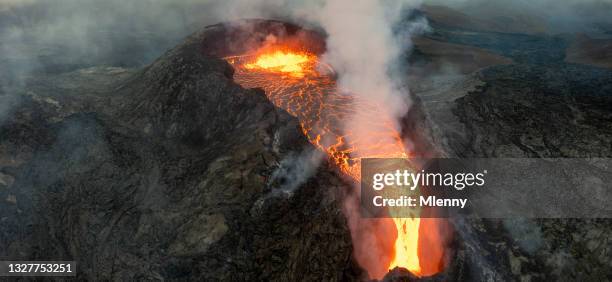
(1, 2, 612, 281)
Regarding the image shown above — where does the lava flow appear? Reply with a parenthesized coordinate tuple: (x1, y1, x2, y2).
(226, 49, 444, 278)
(244, 51, 313, 76)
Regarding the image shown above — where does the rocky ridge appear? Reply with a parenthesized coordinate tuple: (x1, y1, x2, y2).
(0, 25, 359, 281)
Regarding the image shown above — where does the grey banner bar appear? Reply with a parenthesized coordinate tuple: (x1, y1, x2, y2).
(360, 158, 612, 218)
(0, 261, 76, 277)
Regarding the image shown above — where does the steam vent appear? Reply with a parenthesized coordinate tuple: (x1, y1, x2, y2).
(2, 7, 612, 282)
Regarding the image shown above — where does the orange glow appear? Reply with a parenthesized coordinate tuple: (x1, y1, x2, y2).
(390, 218, 422, 274)
(244, 51, 314, 77)
(226, 49, 445, 279)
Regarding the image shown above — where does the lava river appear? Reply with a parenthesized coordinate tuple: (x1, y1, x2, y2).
(225, 49, 446, 278)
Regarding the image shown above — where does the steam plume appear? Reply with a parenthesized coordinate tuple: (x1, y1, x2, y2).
(313, 1, 425, 279)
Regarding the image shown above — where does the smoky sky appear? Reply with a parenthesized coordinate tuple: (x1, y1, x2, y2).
(0, 0, 226, 72)
(0, 0, 228, 123)
(1, 0, 610, 126)
(1, 0, 610, 77)
(0, 0, 418, 125)
(425, 0, 612, 35)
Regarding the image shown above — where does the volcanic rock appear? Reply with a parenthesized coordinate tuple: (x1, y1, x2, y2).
(0, 24, 358, 281)
(421, 4, 547, 35)
(566, 34, 612, 69)
(409, 31, 612, 280)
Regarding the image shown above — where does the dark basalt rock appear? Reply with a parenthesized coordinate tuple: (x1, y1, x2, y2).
(411, 59, 612, 281)
(454, 64, 612, 158)
(449, 65, 612, 281)
(0, 23, 358, 281)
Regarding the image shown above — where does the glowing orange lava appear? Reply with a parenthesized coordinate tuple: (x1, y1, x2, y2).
(390, 218, 422, 274)
(244, 51, 314, 77)
(226, 49, 444, 278)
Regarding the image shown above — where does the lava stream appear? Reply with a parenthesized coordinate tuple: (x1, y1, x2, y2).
(226, 50, 443, 278)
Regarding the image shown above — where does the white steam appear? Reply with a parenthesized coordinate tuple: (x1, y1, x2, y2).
(268, 149, 325, 197)
(314, 1, 424, 279)
(319, 0, 414, 116)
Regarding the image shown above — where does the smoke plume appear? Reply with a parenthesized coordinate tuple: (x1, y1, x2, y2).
(313, 1, 425, 279)
(268, 149, 325, 197)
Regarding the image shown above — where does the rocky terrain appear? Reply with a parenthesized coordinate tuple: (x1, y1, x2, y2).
(0, 12, 611, 282)
(566, 34, 612, 68)
(409, 20, 612, 281)
(0, 27, 361, 281)
(421, 4, 547, 35)
(410, 66, 612, 280)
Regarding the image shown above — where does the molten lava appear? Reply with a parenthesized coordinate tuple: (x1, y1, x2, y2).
(244, 51, 314, 76)
(226, 49, 445, 278)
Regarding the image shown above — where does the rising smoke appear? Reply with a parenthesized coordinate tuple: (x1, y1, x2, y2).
(312, 1, 425, 279)
(268, 149, 325, 197)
